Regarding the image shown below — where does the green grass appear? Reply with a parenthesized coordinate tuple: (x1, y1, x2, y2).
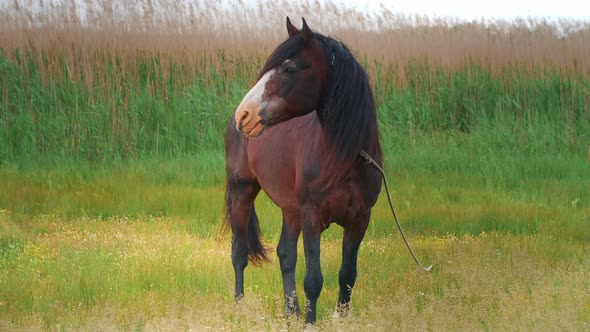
(1, 131, 588, 239)
(0, 137, 588, 329)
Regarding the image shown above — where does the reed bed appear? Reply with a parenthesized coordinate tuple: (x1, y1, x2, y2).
(1, 0, 589, 165)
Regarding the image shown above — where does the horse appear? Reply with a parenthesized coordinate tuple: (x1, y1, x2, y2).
(224, 17, 382, 324)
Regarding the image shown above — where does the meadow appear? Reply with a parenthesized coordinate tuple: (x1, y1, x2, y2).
(1, 0, 589, 330)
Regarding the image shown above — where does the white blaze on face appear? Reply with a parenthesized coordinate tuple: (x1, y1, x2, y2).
(234, 70, 275, 136)
(239, 70, 274, 111)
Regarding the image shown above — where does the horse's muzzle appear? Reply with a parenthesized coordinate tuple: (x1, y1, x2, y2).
(235, 107, 266, 137)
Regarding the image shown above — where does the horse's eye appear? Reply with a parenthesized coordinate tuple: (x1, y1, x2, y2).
(284, 66, 297, 75)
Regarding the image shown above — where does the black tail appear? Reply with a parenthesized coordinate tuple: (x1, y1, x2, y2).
(246, 205, 270, 265)
(224, 185, 270, 266)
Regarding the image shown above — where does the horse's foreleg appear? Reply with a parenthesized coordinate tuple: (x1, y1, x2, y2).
(228, 179, 260, 300)
(301, 205, 324, 324)
(277, 211, 302, 317)
(337, 210, 370, 315)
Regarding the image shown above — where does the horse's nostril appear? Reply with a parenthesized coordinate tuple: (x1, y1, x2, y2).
(238, 122, 243, 131)
(239, 111, 249, 122)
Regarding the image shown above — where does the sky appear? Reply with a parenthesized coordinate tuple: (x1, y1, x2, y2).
(336, 0, 590, 21)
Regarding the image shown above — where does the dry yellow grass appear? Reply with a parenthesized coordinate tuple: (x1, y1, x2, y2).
(2, 0, 589, 70)
(2, 0, 588, 124)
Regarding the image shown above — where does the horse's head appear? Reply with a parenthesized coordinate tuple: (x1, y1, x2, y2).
(234, 17, 329, 137)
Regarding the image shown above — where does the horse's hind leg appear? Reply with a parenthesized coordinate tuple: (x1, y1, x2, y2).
(337, 210, 370, 315)
(226, 177, 261, 300)
(301, 204, 325, 324)
(277, 211, 301, 316)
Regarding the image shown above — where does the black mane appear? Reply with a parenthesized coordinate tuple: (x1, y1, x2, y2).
(261, 32, 382, 188)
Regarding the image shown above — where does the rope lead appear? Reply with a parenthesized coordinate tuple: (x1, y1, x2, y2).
(360, 150, 432, 272)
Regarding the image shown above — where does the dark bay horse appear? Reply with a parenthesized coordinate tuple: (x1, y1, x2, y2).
(225, 17, 382, 324)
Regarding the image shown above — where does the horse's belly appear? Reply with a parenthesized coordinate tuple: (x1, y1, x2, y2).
(256, 172, 299, 210)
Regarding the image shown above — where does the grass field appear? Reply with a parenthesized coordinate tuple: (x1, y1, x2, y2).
(1, 148, 588, 330)
(1, 214, 589, 330)
(1, 0, 590, 330)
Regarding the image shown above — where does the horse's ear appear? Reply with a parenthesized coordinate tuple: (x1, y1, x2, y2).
(301, 17, 317, 48)
(286, 17, 299, 37)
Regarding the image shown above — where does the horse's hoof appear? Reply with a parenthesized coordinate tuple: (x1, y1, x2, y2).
(304, 323, 319, 332)
(331, 310, 340, 319)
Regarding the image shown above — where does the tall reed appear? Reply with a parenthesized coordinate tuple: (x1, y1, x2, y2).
(0, 0, 588, 166)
